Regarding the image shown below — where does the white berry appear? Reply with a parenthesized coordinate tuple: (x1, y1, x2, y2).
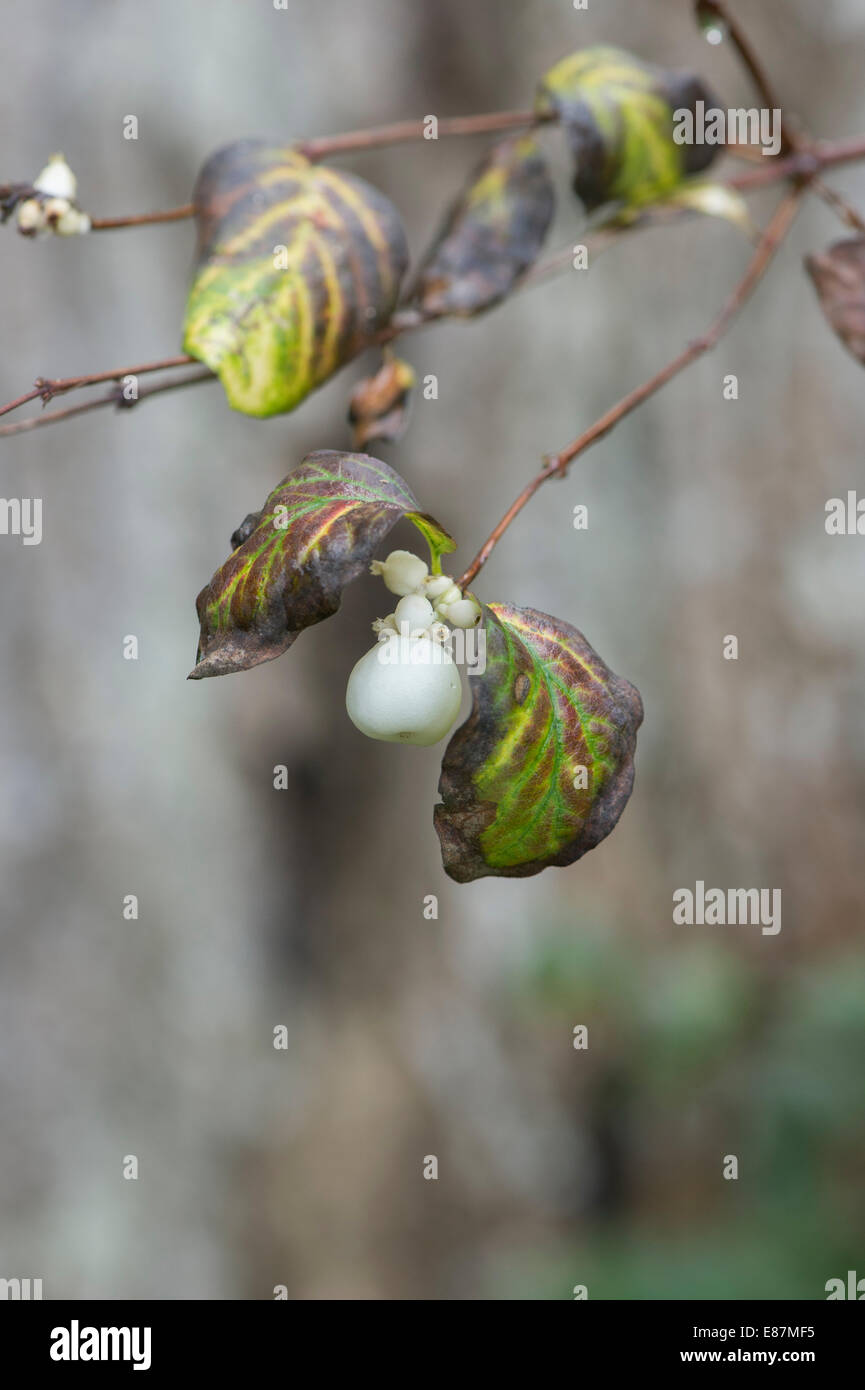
(423, 574, 453, 600)
(433, 583, 462, 613)
(393, 593, 434, 631)
(54, 206, 91, 236)
(370, 549, 429, 596)
(345, 635, 462, 745)
(16, 198, 46, 234)
(440, 597, 482, 628)
(43, 196, 71, 227)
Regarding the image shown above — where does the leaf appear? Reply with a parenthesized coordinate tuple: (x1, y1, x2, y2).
(535, 46, 720, 210)
(182, 140, 409, 417)
(805, 237, 865, 365)
(348, 351, 416, 450)
(405, 511, 457, 576)
(435, 602, 643, 881)
(410, 135, 555, 317)
(190, 450, 453, 679)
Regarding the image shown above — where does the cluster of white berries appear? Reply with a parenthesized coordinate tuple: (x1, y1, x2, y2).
(345, 549, 482, 746)
(16, 155, 91, 237)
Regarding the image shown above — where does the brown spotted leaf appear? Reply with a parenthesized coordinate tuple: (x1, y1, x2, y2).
(190, 450, 453, 679)
(348, 351, 416, 450)
(182, 140, 409, 417)
(805, 237, 865, 364)
(435, 602, 643, 881)
(409, 135, 555, 318)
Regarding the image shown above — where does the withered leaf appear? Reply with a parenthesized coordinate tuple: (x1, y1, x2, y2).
(410, 135, 555, 318)
(348, 352, 416, 450)
(805, 237, 865, 364)
(535, 46, 720, 210)
(190, 450, 453, 679)
(435, 602, 643, 881)
(182, 140, 409, 417)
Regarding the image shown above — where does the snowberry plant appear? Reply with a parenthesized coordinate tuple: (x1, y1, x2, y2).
(4, 1, 865, 880)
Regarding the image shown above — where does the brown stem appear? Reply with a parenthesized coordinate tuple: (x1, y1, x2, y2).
(0, 354, 197, 419)
(809, 177, 865, 235)
(698, 1, 794, 151)
(0, 369, 215, 439)
(703, 0, 865, 232)
(725, 135, 865, 192)
(90, 204, 195, 231)
(80, 129, 863, 242)
(457, 189, 802, 591)
(300, 108, 544, 161)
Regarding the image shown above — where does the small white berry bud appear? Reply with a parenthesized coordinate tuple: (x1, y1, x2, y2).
(33, 153, 78, 202)
(370, 549, 429, 596)
(54, 206, 91, 236)
(16, 198, 46, 235)
(440, 597, 483, 629)
(433, 584, 462, 612)
(42, 196, 72, 227)
(429, 622, 451, 644)
(393, 594, 434, 631)
(423, 574, 454, 600)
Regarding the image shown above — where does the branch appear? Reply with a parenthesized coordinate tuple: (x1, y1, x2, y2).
(705, 0, 865, 232)
(457, 189, 802, 591)
(698, 1, 794, 151)
(0, 369, 215, 439)
(46, 109, 544, 232)
(809, 177, 865, 235)
(723, 137, 861, 194)
(299, 108, 544, 160)
(90, 204, 194, 231)
(0, 354, 197, 419)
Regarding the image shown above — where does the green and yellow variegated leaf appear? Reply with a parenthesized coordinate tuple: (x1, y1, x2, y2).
(182, 140, 409, 417)
(411, 135, 555, 317)
(535, 46, 719, 210)
(190, 450, 453, 679)
(435, 602, 642, 881)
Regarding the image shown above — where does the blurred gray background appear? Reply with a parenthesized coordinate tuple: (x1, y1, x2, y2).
(1, 0, 864, 1299)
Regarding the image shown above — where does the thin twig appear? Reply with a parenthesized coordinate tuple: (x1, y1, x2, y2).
(722, 136, 865, 191)
(457, 189, 802, 591)
(698, 0, 794, 152)
(7, 108, 865, 243)
(0, 369, 215, 439)
(702, 0, 865, 234)
(17, 137, 865, 249)
(809, 177, 865, 235)
(0, 354, 197, 420)
(300, 108, 545, 161)
(90, 204, 195, 231)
